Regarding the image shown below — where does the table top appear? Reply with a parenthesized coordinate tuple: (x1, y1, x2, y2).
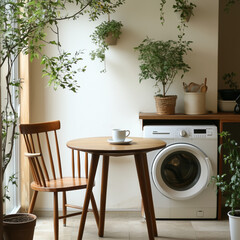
(67, 137, 166, 156)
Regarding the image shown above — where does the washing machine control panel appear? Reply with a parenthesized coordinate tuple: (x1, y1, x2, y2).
(175, 127, 215, 139)
(143, 125, 217, 140)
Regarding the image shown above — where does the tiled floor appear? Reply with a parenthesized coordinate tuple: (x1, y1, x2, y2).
(33, 211, 230, 240)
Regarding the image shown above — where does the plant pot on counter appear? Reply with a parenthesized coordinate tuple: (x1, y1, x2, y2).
(184, 92, 206, 115)
(3, 213, 37, 240)
(154, 95, 177, 115)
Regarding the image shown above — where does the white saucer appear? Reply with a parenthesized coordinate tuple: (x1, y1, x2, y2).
(107, 138, 132, 145)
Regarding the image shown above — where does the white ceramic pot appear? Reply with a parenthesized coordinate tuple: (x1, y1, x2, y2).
(228, 210, 240, 240)
(184, 92, 206, 115)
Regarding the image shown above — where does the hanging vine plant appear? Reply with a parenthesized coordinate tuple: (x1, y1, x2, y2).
(159, 0, 196, 45)
(173, 0, 196, 22)
(160, 0, 196, 25)
(90, 17, 123, 72)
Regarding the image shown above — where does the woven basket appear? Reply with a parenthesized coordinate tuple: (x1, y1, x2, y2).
(154, 95, 177, 115)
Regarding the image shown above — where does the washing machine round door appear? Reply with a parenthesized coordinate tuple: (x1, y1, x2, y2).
(152, 143, 212, 200)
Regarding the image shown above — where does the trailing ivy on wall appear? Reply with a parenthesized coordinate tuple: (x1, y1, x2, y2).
(89, 0, 125, 72)
(159, 0, 196, 44)
(90, 16, 123, 72)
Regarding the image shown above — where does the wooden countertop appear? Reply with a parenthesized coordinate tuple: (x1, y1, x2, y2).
(139, 112, 240, 122)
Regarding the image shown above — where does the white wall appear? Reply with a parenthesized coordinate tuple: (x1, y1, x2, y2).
(29, 0, 219, 211)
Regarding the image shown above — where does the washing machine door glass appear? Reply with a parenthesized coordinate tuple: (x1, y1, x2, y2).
(161, 151, 201, 191)
(152, 143, 212, 200)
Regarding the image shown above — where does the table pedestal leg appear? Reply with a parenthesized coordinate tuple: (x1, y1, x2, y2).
(99, 155, 110, 237)
(135, 153, 157, 240)
(77, 154, 100, 240)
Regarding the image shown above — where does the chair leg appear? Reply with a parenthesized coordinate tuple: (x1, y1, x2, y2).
(53, 192, 59, 240)
(28, 191, 38, 214)
(62, 191, 67, 227)
(90, 193, 99, 227)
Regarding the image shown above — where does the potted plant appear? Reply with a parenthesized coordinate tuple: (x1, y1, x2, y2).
(173, 0, 196, 22)
(160, 0, 196, 24)
(219, 72, 240, 101)
(3, 213, 37, 240)
(134, 37, 191, 114)
(90, 19, 123, 71)
(212, 131, 240, 240)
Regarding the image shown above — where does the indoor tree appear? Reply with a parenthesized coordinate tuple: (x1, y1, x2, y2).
(0, 0, 125, 205)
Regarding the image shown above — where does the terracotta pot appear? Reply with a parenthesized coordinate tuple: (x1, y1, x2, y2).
(154, 95, 177, 115)
(3, 213, 37, 240)
(104, 32, 117, 45)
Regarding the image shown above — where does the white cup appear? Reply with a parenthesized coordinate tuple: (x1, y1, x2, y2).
(112, 129, 130, 142)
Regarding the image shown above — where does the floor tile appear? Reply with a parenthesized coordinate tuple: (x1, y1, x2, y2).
(33, 211, 230, 240)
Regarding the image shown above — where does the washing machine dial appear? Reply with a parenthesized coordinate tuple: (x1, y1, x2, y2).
(179, 130, 187, 137)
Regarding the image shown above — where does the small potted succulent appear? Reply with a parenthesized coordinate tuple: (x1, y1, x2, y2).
(212, 131, 240, 240)
(90, 19, 123, 71)
(134, 37, 191, 114)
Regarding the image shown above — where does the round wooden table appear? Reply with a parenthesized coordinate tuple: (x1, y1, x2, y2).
(67, 137, 166, 240)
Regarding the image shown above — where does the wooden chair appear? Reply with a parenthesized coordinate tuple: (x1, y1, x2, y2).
(19, 120, 99, 240)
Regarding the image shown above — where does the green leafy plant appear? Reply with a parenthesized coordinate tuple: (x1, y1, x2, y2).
(159, 0, 196, 44)
(0, 0, 125, 207)
(160, 0, 196, 24)
(87, 0, 125, 21)
(134, 38, 191, 97)
(173, 0, 196, 22)
(212, 131, 240, 215)
(223, 72, 238, 90)
(225, 0, 240, 12)
(90, 19, 123, 71)
(3, 174, 18, 203)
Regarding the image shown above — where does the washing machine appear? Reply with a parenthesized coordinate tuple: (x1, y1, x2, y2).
(143, 125, 218, 219)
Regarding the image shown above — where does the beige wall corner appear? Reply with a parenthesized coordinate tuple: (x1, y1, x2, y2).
(19, 53, 31, 212)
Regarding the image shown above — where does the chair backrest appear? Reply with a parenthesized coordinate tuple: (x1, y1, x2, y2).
(19, 120, 88, 187)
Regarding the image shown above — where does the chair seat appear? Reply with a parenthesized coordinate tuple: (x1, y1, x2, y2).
(31, 177, 88, 192)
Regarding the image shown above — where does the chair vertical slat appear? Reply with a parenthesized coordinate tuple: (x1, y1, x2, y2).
(29, 134, 36, 153)
(29, 134, 48, 187)
(28, 135, 42, 185)
(33, 156, 47, 187)
(54, 130, 63, 179)
(72, 150, 75, 178)
(77, 151, 81, 178)
(28, 157, 41, 185)
(45, 132, 56, 180)
(36, 133, 50, 181)
(85, 153, 88, 178)
(24, 135, 41, 185)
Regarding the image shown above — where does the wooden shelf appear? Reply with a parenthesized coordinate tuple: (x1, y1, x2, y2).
(139, 112, 240, 122)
